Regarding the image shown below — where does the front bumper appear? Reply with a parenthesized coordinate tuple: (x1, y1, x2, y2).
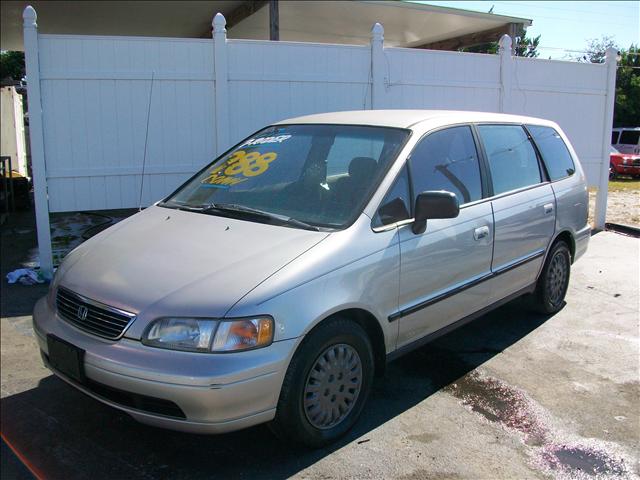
(613, 164, 640, 175)
(33, 297, 297, 433)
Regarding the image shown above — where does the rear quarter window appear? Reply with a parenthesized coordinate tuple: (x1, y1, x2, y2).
(527, 125, 576, 181)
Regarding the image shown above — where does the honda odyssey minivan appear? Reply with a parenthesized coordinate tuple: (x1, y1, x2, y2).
(33, 110, 590, 447)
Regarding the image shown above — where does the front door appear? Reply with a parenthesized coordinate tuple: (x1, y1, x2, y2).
(395, 125, 494, 349)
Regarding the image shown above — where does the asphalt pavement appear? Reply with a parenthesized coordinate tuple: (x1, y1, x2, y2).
(1, 211, 638, 479)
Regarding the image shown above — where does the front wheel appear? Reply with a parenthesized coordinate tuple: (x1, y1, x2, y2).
(269, 317, 374, 448)
(609, 163, 617, 180)
(533, 241, 571, 314)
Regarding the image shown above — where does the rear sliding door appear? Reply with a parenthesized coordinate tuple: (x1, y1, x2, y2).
(476, 124, 556, 301)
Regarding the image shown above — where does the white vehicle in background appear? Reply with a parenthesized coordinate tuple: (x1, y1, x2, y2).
(612, 128, 640, 155)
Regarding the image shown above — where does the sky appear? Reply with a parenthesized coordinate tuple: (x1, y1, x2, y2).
(414, 1, 639, 59)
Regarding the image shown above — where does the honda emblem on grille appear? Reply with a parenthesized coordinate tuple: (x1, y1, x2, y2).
(77, 305, 89, 321)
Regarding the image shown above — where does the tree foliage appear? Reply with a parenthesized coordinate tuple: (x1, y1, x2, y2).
(0, 51, 25, 83)
(613, 45, 639, 127)
(461, 26, 540, 58)
(579, 36, 639, 127)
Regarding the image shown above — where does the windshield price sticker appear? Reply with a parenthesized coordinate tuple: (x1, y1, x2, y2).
(239, 135, 291, 148)
(202, 150, 278, 187)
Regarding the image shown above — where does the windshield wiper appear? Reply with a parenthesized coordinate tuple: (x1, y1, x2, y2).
(197, 203, 320, 231)
(159, 202, 214, 213)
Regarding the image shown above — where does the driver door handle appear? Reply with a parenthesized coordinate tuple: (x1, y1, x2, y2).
(474, 226, 490, 241)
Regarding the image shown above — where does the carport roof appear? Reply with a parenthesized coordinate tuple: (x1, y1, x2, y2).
(1, 1, 531, 51)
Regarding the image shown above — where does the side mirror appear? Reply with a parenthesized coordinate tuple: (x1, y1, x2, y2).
(412, 191, 459, 234)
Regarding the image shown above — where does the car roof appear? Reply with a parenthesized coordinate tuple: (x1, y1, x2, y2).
(274, 110, 556, 129)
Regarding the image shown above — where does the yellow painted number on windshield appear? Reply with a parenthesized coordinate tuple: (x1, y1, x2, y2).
(224, 151, 278, 177)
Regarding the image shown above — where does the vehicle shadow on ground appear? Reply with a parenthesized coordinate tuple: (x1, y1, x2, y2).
(1, 300, 552, 480)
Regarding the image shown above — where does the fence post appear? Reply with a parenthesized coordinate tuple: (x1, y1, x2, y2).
(370, 22, 385, 110)
(213, 13, 230, 155)
(498, 34, 513, 114)
(594, 47, 618, 230)
(23, 6, 53, 279)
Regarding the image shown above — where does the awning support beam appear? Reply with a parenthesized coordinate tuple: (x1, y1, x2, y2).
(415, 23, 520, 52)
(269, 0, 279, 41)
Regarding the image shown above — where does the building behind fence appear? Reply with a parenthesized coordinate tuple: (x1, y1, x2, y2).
(22, 7, 616, 276)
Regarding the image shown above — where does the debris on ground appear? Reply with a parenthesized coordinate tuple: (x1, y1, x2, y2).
(6, 268, 48, 285)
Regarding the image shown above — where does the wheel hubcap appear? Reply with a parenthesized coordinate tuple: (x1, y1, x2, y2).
(303, 344, 362, 429)
(547, 251, 568, 305)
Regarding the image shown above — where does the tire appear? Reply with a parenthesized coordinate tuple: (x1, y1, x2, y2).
(609, 163, 617, 180)
(532, 241, 571, 314)
(269, 317, 374, 448)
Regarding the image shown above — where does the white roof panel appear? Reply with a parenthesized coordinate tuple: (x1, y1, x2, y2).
(275, 110, 553, 129)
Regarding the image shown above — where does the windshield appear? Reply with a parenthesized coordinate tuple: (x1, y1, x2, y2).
(162, 124, 409, 229)
(619, 130, 640, 145)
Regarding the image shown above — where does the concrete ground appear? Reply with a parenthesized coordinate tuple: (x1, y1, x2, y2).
(1, 211, 638, 479)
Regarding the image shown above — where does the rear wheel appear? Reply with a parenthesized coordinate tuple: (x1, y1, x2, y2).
(532, 241, 571, 314)
(269, 317, 374, 448)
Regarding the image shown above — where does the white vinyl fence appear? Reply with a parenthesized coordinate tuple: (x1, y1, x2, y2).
(23, 7, 616, 277)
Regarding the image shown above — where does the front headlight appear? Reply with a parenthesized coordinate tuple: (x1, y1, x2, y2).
(142, 316, 274, 353)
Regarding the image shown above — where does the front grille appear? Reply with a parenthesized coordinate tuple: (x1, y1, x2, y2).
(632, 159, 640, 167)
(56, 287, 136, 340)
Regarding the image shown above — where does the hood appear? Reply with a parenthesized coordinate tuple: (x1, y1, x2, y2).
(58, 206, 328, 336)
(612, 153, 640, 161)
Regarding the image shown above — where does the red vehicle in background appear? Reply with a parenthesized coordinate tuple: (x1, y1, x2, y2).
(610, 146, 640, 179)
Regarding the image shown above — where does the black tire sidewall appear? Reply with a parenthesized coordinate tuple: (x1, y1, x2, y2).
(273, 318, 374, 448)
(537, 242, 571, 314)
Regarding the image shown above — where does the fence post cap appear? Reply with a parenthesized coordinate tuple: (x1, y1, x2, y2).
(498, 34, 512, 54)
(371, 22, 384, 40)
(213, 12, 227, 32)
(605, 47, 618, 62)
(23, 5, 37, 26)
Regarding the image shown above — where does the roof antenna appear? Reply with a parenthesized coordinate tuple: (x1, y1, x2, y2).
(138, 71, 155, 211)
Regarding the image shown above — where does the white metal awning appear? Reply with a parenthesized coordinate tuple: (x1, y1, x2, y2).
(1, 0, 531, 51)
(228, 1, 531, 47)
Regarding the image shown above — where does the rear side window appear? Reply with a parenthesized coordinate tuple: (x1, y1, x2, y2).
(527, 125, 575, 181)
(477, 125, 541, 195)
(409, 126, 482, 205)
(619, 130, 640, 145)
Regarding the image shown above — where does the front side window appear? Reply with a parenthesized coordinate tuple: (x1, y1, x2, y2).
(478, 125, 542, 195)
(527, 125, 575, 181)
(372, 165, 411, 227)
(163, 125, 409, 229)
(409, 126, 483, 205)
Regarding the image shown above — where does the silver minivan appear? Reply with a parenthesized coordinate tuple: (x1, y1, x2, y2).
(33, 110, 590, 447)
